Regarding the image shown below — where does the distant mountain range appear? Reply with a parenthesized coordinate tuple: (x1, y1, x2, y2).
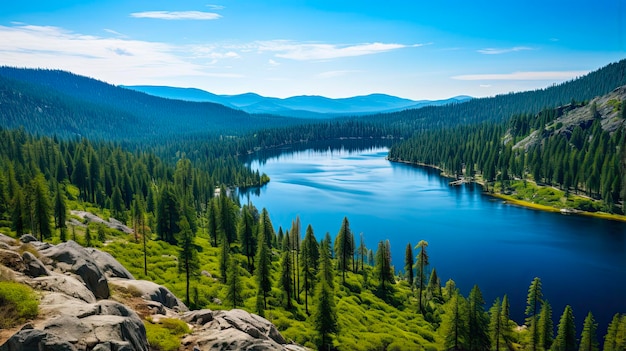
(122, 85, 472, 118)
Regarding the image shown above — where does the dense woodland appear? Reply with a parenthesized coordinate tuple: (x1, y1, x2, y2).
(1, 60, 626, 350)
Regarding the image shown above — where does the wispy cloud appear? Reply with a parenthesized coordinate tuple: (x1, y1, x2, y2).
(452, 71, 588, 81)
(477, 46, 532, 55)
(0, 24, 242, 84)
(256, 40, 423, 61)
(206, 5, 225, 10)
(130, 11, 221, 20)
(316, 70, 361, 79)
(268, 59, 280, 67)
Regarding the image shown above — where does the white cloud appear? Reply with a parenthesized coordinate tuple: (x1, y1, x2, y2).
(0, 24, 242, 85)
(256, 40, 422, 61)
(316, 70, 361, 79)
(130, 11, 221, 20)
(452, 71, 589, 81)
(206, 4, 225, 10)
(477, 46, 532, 55)
(268, 59, 280, 67)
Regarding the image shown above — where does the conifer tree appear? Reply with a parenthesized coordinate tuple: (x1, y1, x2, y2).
(579, 312, 598, 351)
(290, 216, 301, 302)
(375, 240, 394, 296)
(334, 216, 353, 285)
(177, 216, 199, 307)
(301, 224, 319, 314)
(97, 224, 106, 242)
(404, 242, 414, 288)
(489, 297, 503, 351)
(11, 188, 25, 236)
(255, 214, 272, 312)
(225, 255, 242, 309)
(30, 174, 52, 241)
(538, 300, 554, 351)
(357, 232, 367, 272)
(53, 183, 67, 232)
(218, 186, 237, 243)
(440, 290, 468, 351)
(468, 285, 490, 351)
(526, 277, 544, 351)
(238, 205, 256, 273)
(85, 227, 92, 247)
(551, 305, 576, 351)
(314, 236, 338, 350)
(280, 235, 293, 309)
(207, 198, 219, 247)
(219, 232, 230, 283)
(320, 232, 334, 289)
(500, 295, 513, 347)
(415, 240, 429, 314)
(426, 267, 442, 302)
(603, 313, 625, 351)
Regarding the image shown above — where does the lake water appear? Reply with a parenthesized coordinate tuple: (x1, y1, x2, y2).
(241, 144, 626, 333)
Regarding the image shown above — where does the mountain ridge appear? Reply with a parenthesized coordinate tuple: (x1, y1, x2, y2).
(122, 85, 472, 118)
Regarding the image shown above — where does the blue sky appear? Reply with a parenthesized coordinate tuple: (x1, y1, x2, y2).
(0, 0, 624, 99)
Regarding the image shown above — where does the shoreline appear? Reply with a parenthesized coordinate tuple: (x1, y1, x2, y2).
(388, 157, 626, 223)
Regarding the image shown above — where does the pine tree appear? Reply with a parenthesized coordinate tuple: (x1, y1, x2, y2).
(440, 290, 468, 351)
(29, 174, 52, 241)
(551, 305, 576, 351)
(334, 216, 353, 285)
(320, 232, 334, 289)
(280, 235, 293, 309)
(207, 198, 219, 247)
(415, 240, 429, 314)
(238, 205, 256, 272)
(357, 233, 367, 272)
(526, 277, 543, 351)
(85, 227, 92, 247)
(97, 224, 106, 242)
(426, 267, 442, 302)
(218, 186, 237, 243)
(301, 224, 319, 314)
(538, 300, 554, 351)
(467, 285, 490, 351)
(289, 216, 301, 302)
(489, 297, 503, 351)
(11, 188, 25, 236)
(603, 313, 625, 351)
(314, 236, 338, 350)
(219, 232, 230, 283)
(578, 312, 598, 351)
(404, 242, 414, 288)
(225, 255, 242, 309)
(177, 216, 199, 307)
(255, 214, 272, 313)
(53, 183, 67, 231)
(375, 240, 394, 297)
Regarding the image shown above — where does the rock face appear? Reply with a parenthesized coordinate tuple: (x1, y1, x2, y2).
(40, 240, 110, 299)
(0, 232, 305, 351)
(109, 278, 188, 312)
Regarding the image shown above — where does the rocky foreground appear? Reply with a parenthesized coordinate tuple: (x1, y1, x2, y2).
(0, 233, 306, 351)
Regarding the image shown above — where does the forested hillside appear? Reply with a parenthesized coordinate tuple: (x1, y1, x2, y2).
(388, 86, 626, 214)
(0, 67, 300, 141)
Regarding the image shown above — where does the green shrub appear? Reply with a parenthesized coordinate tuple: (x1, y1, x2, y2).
(144, 318, 190, 351)
(0, 281, 39, 328)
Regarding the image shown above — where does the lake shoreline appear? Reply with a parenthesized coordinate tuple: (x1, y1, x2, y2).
(388, 158, 626, 223)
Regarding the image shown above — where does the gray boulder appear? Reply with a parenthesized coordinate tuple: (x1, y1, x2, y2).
(19, 234, 38, 243)
(0, 248, 25, 272)
(0, 329, 76, 351)
(86, 248, 134, 279)
(22, 251, 49, 277)
(109, 278, 188, 312)
(25, 273, 96, 303)
(0, 233, 16, 246)
(181, 309, 300, 351)
(40, 241, 110, 299)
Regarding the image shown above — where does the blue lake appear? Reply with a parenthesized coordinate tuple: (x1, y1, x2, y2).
(241, 145, 626, 333)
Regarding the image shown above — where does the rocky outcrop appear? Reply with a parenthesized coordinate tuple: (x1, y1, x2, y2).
(109, 278, 188, 312)
(0, 232, 306, 351)
(181, 309, 306, 351)
(70, 211, 133, 234)
(40, 240, 110, 299)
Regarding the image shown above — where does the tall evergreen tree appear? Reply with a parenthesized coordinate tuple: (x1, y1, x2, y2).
(538, 300, 554, 351)
(255, 213, 272, 313)
(85, 227, 92, 247)
(579, 312, 598, 351)
(320, 232, 334, 289)
(314, 236, 338, 350)
(289, 216, 301, 302)
(426, 267, 442, 302)
(207, 198, 219, 247)
(467, 285, 490, 351)
(177, 216, 199, 307)
(225, 255, 242, 309)
(440, 290, 468, 351)
(415, 240, 429, 314)
(219, 232, 230, 283)
(53, 183, 67, 231)
(375, 240, 394, 297)
(218, 186, 237, 243)
(551, 305, 576, 351)
(526, 277, 544, 351)
(280, 234, 293, 309)
(29, 174, 52, 241)
(357, 232, 367, 272)
(301, 224, 320, 314)
(489, 297, 504, 351)
(238, 205, 256, 273)
(404, 242, 414, 288)
(334, 216, 353, 285)
(156, 186, 180, 245)
(500, 295, 513, 348)
(10, 188, 25, 236)
(603, 313, 625, 351)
